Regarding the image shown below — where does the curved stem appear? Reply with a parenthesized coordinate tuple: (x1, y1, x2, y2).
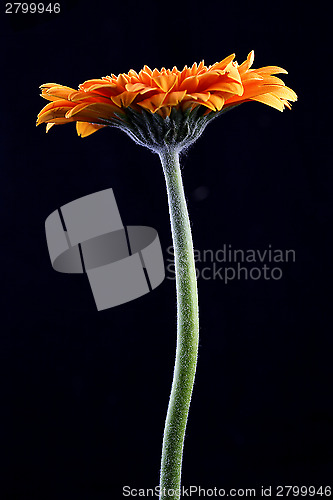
(158, 147, 199, 500)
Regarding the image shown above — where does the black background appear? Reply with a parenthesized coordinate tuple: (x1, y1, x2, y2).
(2, 1, 332, 498)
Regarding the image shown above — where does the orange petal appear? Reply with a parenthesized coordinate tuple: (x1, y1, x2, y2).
(206, 80, 243, 95)
(138, 70, 152, 86)
(137, 93, 166, 112)
(78, 102, 120, 121)
(46, 123, 55, 132)
(125, 82, 147, 92)
(41, 84, 76, 101)
(178, 76, 199, 93)
(197, 60, 206, 72)
(257, 75, 287, 85)
(37, 99, 75, 116)
(209, 54, 236, 71)
(152, 74, 177, 92)
(162, 90, 187, 106)
(238, 50, 255, 73)
(116, 73, 129, 87)
(240, 72, 264, 83)
(196, 71, 222, 90)
(142, 65, 153, 75)
(111, 91, 138, 108)
(184, 92, 211, 102)
(191, 62, 198, 74)
(65, 103, 92, 118)
(156, 106, 172, 118)
(76, 122, 106, 137)
(41, 117, 78, 125)
(271, 86, 297, 101)
(255, 66, 288, 75)
(207, 94, 225, 111)
(250, 93, 285, 111)
(185, 97, 216, 111)
(241, 84, 292, 100)
(40, 83, 59, 89)
(79, 79, 108, 90)
(37, 106, 76, 125)
(224, 62, 243, 84)
(84, 83, 118, 92)
(39, 93, 62, 102)
(128, 69, 140, 79)
(179, 66, 192, 83)
(67, 91, 111, 104)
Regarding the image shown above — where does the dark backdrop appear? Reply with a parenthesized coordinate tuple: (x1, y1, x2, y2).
(2, 1, 332, 498)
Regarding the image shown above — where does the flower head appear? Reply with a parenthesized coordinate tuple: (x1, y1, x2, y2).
(37, 51, 297, 152)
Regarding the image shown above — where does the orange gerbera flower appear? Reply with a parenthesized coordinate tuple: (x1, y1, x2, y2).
(37, 51, 297, 150)
(37, 54, 297, 494)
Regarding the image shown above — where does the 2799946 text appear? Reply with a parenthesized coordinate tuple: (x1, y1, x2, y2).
(5, 3, 60, 13)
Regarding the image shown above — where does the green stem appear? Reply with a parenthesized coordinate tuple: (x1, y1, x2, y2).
(158, 147, 199, 500)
